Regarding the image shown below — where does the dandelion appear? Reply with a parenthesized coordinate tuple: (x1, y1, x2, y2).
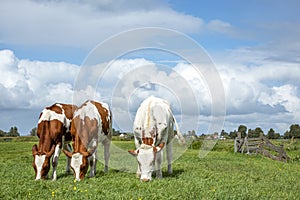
(210, 186, 216, 192)
(52, 191, 55, 197)
(74, 186, 77, 191)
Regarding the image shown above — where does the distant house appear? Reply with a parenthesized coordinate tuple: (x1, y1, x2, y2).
(219, 135, 226, 140)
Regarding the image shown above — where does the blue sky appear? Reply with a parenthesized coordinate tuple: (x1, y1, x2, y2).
(0, 0, 300, 135)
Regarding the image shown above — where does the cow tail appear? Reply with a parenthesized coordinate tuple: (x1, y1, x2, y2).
(173, 116, 186, 145)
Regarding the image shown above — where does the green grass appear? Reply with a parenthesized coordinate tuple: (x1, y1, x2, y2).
(0, 139, 299, 199)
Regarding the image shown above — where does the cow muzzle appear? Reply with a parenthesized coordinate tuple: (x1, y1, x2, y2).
(141, 178, 150, 182)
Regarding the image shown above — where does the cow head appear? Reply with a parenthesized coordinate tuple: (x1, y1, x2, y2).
(32, 144, 55, 180)
(63, 149, 94, 181)
(128, 143, 164, 182)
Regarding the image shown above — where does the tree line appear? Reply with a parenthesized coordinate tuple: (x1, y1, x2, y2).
(2, 124, 300, 139)
(220, 124, 300, 139)
(0, 127, 20, 137)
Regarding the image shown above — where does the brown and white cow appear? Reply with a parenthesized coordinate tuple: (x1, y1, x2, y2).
(63, 100, 112, 181)
(128, 96, 185, 182)
(32, 103, 77, 180)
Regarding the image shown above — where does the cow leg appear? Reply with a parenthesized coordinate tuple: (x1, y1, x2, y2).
(65, 143, 72, 174)
(51, 144, 61, 180)
(136, 164, 141, 178)
(103, 138, 110, 172)
(156, 151, 163, 179)
(89, 150, 97, 178)
(134, 138, 141, 178)
(166, 142, 173, 174)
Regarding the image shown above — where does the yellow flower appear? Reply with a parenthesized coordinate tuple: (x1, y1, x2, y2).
(74, 186, 77, 191)
(74, 179, 77, 183)
(52, 191, 55, 197)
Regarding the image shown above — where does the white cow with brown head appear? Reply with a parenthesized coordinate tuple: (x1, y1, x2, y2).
(32, 103, 77, 180)
(63, 100, 112, 181)
(128, 96, 185, 182)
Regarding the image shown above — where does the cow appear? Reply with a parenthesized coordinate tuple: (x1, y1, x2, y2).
(128, 96, 185, 182)
(32, 103, 78, 180)
(63, 100, 112, 181)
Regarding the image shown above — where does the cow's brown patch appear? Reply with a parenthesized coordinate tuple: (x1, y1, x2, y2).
(142, 137, 154, 146)
(47, 104, 63, 114)
(61, 104, 78, 120)
(158, 142, 165, 149)
(91, 100, 111, 136)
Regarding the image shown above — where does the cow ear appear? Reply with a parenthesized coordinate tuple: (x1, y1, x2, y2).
(155, 142, 165, 153)
(46, 145, 55, 158)
(81, 151, 90, 157)
(62, 149, 72, 158)
(32, 144, 38, 156)
(154, 146, 162, 153)
(128, 150, 138, 157)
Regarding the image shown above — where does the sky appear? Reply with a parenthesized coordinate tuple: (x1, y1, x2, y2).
(0, 0, 300, 135)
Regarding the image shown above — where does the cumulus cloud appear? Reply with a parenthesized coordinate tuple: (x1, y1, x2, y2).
(1, 48, 300, 135)
(0, 49, 80, 109)
(214, 44, 300, 133)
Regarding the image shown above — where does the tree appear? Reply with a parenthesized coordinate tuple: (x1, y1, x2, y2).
(30, 127, 37, 136)
(229, 130, 237, 139)
(220, 129, 229, 138)
(248, 127, 263, 138)
(238, 125, 247, 138)
(112, 128, 121, 136)
(274, 133, 281, 139)
(267, 128, 275, 139)
(284, 124, 300, 139)
(0, 129, 5, 137)
(284, 131, 291, 139)
(267, 128, 281, 139)
(8, 126, 20, 137)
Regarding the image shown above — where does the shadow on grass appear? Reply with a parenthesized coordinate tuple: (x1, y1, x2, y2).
(162, 169, 185, 178)
(56, 171, 74, 179)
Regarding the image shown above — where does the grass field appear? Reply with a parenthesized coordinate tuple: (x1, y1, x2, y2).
(0, 137, 299, 199)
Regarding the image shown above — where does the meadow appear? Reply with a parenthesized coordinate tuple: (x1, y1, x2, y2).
(0, 137, 299, 200)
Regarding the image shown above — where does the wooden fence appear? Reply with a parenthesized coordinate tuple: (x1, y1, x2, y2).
(234, 132, 290, 162)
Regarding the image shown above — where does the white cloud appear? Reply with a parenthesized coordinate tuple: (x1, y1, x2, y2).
(0, 0, 203, 48)
(1, 48, 300, 135)
(0, 49, 80, 108)
(206, 19, 236, 36)
(259, 84, 300, 113)
(214, 43, 300, 133)
(0, 0, 235, 48)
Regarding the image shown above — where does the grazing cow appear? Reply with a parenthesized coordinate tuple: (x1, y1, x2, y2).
(32, 103, 77, 180)
(128, 96, 185, 182)
(63, 100, 112, 181)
